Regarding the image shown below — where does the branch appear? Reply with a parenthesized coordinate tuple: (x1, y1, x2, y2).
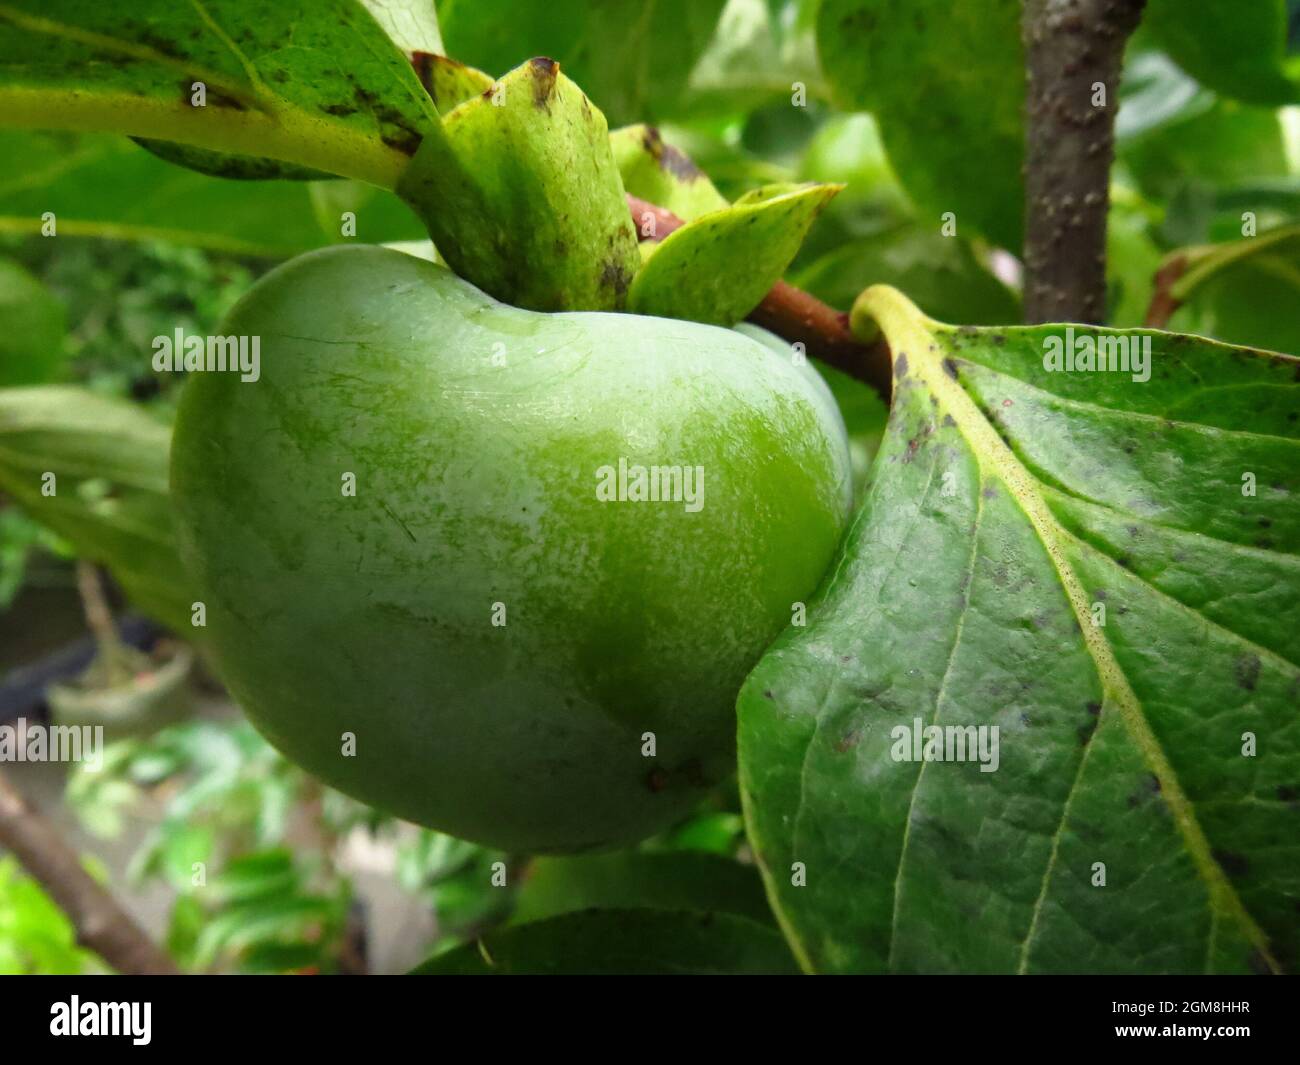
(0, 770, 180, 974)
(1143, 253, 1187, 328)
(1021, 0, 1147, 323)
(625, 194, 892, 400)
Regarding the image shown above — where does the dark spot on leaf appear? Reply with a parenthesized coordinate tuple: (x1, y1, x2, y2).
(1212, 849, 1249, 878)
(1086, 701, 1102, 716)
(942, 357, 959, 380)
(834, 728, 861, 753)
(894, 352, 908, 379)
(762, 689, 774, 700)
(1233, 653, 1261, 692)
(1276, 784, 1297, 802)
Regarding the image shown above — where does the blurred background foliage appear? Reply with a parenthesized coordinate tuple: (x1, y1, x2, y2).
(2, 0, 1300, 972)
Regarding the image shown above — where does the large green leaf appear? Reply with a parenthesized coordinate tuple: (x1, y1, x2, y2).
(1142, 0, 1300, 107)
(0, 386, 191, 631)
(0, 258, 65, 385)
(0, 0, 438, 187)
(739, 288, 1300, 973)
(790, 223, 1020, 326)
(0, 131, 423, 254)
(816, 0, 1024, 250)
(436, 0, 728, 125)
(411, 909, 797, 974)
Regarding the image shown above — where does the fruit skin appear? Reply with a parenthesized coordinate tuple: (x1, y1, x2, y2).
(171, 245, 852, 852)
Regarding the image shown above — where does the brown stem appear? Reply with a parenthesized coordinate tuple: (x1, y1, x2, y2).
(0, 770, 180, 974)
(1143, 253, 1187, 328)
(1021, 0, 1147, 323)
(75, 560, 131, 687)
(625, 194, 892, 400)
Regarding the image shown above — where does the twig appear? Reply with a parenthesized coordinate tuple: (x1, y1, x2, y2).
(625, 194, 892, 400)
(1021, 0, 1147, 323)
(1143, 253, 1187, 328)
(0, 770, 180, 974)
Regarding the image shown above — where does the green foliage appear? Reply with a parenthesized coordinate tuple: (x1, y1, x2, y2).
(1, 0, 1299, 977)
(0, 256, 66, 384)
(0, 386, 191, 630)
(412, 909, 798, 974)
(740, 288, 1300, 973)
(629, 182, 839, 324)
(816, 0, 1025, 249)
(436, 0, 728, 125)
(1142, 0, 1300, 106)
(0, 0, 436, 186)
(0, 857, 100, 974)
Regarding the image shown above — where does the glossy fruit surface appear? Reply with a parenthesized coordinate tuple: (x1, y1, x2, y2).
(171, 245, 852, 851)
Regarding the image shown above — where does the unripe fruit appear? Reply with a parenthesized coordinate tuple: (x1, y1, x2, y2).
(171, 246, 851, 851)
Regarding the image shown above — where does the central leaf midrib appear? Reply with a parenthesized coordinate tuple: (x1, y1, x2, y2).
(859, 286, 1279, 973)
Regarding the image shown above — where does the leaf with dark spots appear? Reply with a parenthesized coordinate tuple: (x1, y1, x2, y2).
(738, 287, 1300, 974)
(0, 0, 439, 186)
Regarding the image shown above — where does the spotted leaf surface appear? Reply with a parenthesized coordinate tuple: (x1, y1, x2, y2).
(0, 0, 437, 186)
(739, 287, 1300, 973)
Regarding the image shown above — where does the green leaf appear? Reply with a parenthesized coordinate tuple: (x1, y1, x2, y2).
(628, 182, 838, 324)
(790, 223, 1020, 326)
(1120, 99, 1289, 213)
(739, 287, 1300, 973)
(411, 909, 798, 974)
(513, 851, 775, 926)
(0, 0, 438, 186)
(436, 0, 727, 125)
(0, 131, 424, 254)
(1142, 0, 1300, 107)
(398, 58, 639, 311)
(816, 0, 1024, 250)
(1166, 224, 1300, 356)
(611, 124, 729, 223)
(0, 386, 191, 630)
(0, 257, 66, 385)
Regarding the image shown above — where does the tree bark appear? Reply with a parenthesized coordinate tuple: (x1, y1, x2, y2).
(1022, 0, 1147, 323)
(0, 770, 180, 974)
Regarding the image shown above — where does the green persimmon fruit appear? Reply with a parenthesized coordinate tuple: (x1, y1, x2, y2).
(171, 245, 852, 852)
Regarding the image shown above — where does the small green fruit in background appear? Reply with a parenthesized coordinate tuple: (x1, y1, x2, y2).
(171, 246, 851, 852)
